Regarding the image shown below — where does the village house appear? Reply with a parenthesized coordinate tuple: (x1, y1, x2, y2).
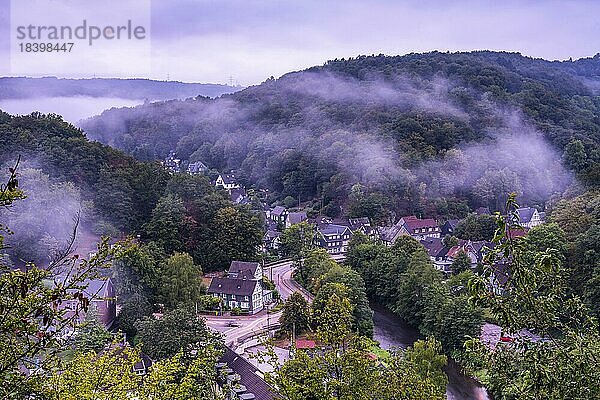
(446, 242, 480, 268)
(378, 215, 441, 245)
(285, 211, 308, 228)
(398, 215, 441, 240)
(229, 187, 249, 204)
(489, 261, 511, 293)
(420, 237, 449, 271)
(58, 277, 117, 330)
(187, 160, 208, 175)
(262, 229, 281, 252)
(228, 261, 263, 280)
(441, 219, 461, 237)
(377, 223, 404, 246)
(421, 238, 490, 274)
(207, 261, 272, 314)
(315, 223, 353, 254)
(348, 217, 377, 240)
(217, 347, 276, 400)
(163, 151, 181, 174)
(269, 206, 288, 225)
(100, 342, 154, 377)
(215, 173, 240, 190)
(132, 352, 154, 376)
(208, 278, 264, 314)
(508, 227, 529, 239)
(514, 207, 545, 229)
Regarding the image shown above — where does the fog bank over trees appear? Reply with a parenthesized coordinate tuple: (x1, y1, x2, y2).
(79, 52, 599, 218)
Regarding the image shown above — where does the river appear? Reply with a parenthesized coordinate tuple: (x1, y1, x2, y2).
(371, 303, 491, 400)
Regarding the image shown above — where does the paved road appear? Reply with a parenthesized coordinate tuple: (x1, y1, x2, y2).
(204, 259, 307, 348)
(205, 255, 348, 347)
(205, 255, 490, 399)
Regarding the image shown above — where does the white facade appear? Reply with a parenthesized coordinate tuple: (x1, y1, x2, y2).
(215, 174, 240, 190)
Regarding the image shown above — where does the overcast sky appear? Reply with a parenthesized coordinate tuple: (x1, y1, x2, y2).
(2, 0, 600, 85)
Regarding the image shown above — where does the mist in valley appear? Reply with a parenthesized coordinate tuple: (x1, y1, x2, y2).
(0, 162, 101, 268)
(78, 67, 576, 215)
(0, 96, 143, 126)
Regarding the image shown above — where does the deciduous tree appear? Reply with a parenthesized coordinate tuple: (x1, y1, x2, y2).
(134, 306, 219, 360)
(279, 292, 310, 336)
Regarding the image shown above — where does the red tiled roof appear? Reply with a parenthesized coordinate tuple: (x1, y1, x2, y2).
(295, 339, 316, 349)
(447, 246, 463, 258)
(402, 216, 439, 233)
(508, 228, 528, 239)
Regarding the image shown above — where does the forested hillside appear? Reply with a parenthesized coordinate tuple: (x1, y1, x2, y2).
(0, 77, 240, 100)
(2, 51, 600, 400)
(82, 51, 600, 221)
(0, 112, 262, 270)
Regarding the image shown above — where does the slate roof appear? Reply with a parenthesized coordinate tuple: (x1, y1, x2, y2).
(133, 352, 153, 374)
(187, 161, 207, 173)
(219, 347, 276, 400)
(286, 211, 307, 225)
(515, 207, 536, 224)
(229, 261, 260, 279)
(446, 219, 460, 230)
(271, 206, 287, 216)
(319, 224, 351, 236)
(84, 278, 111, 297)
(59, 278, 112, 299)
(208, 277, 258, 296)
(441, 219, 461, 236)
(220, 174, 237, 184)
(420, 237, 448, 258)
(230, 187, 248, 203)
(378, 225, 402, 243)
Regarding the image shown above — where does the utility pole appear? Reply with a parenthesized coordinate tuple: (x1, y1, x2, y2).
(267, 306, 271, 338)
(261, 259, 265, 314)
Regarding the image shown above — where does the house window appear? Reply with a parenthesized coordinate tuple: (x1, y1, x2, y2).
(240, 302, 249, 309)
(244, 295, 249, 301)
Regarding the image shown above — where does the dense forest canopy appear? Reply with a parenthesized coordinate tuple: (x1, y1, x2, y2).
(82, 51, 600, 220)
(0, 112, 262, 270)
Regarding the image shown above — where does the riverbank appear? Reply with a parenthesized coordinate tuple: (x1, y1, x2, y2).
(371, 303, 490, 400)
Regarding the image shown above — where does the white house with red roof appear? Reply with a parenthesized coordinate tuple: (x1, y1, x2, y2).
(398, 216, 441, 240)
